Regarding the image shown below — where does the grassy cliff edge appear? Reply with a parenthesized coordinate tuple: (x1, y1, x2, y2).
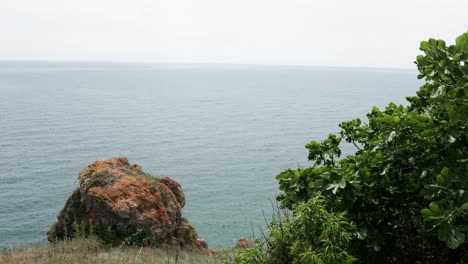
(0, 238, 224, 264)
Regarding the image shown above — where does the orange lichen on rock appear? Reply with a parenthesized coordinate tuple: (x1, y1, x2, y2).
(88, 175, 179, 236)
(48, 157, 208, 252)
(78, 157, 141, 191)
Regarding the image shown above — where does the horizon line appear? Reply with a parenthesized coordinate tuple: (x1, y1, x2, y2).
(0, 58, 417, 71)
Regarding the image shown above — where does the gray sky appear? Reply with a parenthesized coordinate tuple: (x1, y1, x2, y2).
(1, 0, 467, 68)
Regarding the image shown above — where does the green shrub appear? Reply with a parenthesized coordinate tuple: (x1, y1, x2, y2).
(287, 197, 356, 264)
(225, 197, 356, 264)
(230, 32, 468, 264)
(275, 32, 468, 263)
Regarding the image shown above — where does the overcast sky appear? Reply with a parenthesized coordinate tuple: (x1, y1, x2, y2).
(1, 0, 467, 68)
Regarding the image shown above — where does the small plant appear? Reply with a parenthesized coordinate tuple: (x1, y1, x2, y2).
(72, 220, 87, 240)
(99, 225, 117, 245)
(87, 172, 108, 190)
(88, 223, 95, 238)
(120, 229, 151, 247)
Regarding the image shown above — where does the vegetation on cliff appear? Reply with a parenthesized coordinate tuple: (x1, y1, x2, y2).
(230, 32, 468, 263)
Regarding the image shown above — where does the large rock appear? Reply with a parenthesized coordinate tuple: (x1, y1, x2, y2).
(47, 157, 208, 251)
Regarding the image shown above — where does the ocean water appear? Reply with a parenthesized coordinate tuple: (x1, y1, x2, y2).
(0, 61, 420, 249)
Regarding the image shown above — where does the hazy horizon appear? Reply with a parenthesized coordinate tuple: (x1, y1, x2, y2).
(0, 59, 420, 71)
(2, 0, 467, 68)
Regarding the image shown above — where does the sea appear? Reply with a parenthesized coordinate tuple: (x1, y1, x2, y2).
(0, 61, 420, 249)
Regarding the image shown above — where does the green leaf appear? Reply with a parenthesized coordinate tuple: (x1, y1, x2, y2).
(440, 167, 449, 176)
(455, 32, 468, 50)
(325, 181, 346, 194)
(447, 230, 465, 249)
(438, 222, 451, 241)
(429, 202, 442, 213)
(387, 131, 396, 142)
(438, 222, 466, 249)
(421, 207, 431, 214)
(356, 228, 368, 240)
(461, 203, 468, 211)
(420, 41, 429, 51)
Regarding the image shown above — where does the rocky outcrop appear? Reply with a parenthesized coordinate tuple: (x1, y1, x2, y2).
(236, 237, 251, 248)
(47, 157, 208, 252)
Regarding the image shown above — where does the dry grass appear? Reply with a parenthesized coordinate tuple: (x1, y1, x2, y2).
(0, 239, 224, 264)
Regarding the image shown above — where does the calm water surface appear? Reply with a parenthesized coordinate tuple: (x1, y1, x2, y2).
(0, 62, 420, 249)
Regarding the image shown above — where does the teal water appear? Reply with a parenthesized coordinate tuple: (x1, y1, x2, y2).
(0, 61, 420, 249)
